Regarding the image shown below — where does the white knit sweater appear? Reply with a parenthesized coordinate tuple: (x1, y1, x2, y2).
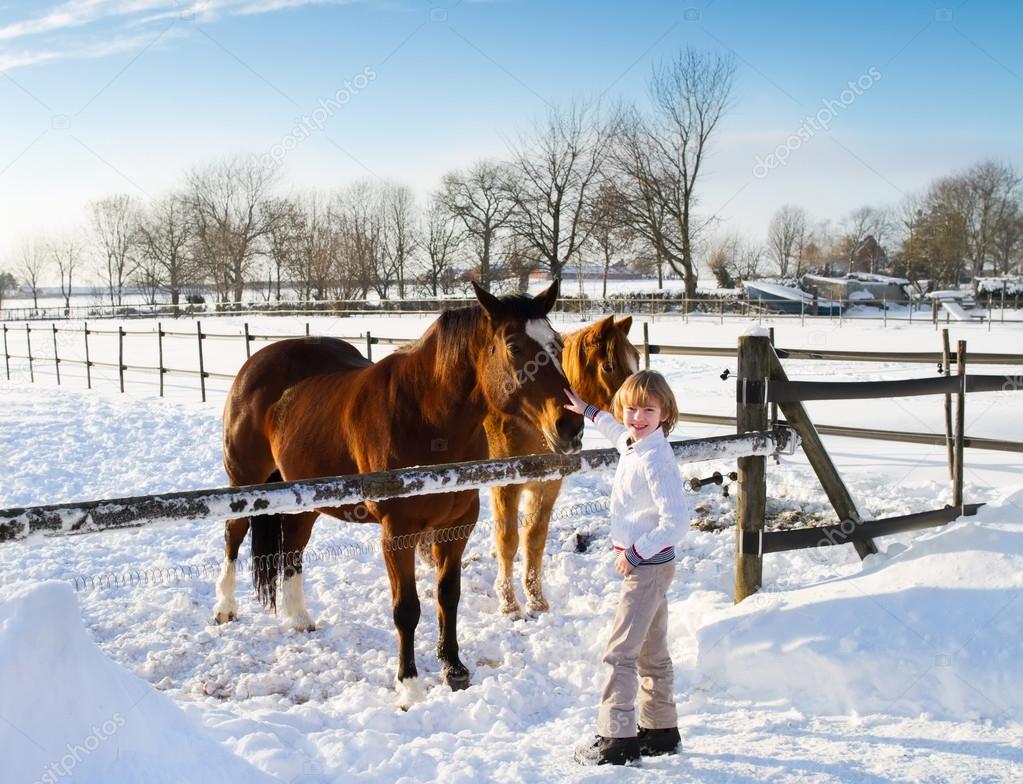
(586, 406, 691, 566)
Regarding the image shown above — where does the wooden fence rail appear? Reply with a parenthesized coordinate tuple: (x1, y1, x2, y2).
(0, 428, 797, 543)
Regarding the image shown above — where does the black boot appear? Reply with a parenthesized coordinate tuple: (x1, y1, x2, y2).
(574, 735, 641, 766)
(637, 726, 681, 756)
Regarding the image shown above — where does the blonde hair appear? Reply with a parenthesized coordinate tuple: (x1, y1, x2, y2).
(611, 370, 679, 436)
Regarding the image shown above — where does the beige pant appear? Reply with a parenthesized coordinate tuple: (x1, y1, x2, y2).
(597, 561, 677, 738)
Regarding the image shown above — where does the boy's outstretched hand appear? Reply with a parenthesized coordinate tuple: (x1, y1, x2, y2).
(564, 387, 588, 415)
(615, 551, 634, 576)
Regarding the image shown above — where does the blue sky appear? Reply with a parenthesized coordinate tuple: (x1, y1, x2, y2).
(1, 0, 1021, 267)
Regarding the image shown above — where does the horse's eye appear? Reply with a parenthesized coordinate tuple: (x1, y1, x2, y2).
(602, 361, 614, 373)
(508, 344, 522, 356)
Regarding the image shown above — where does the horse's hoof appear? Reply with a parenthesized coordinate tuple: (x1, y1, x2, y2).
(443, 665, 471, 691)
(525, 597, 549, 615)
(212, 611, 236, 625)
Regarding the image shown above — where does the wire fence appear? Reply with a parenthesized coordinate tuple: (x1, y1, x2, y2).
(4, 291, 1022, 326)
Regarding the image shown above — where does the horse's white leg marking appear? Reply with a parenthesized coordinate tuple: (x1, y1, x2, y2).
(282, 571, 315, 631)
(213, 557, 237, 622)
(396, 676, 424, 711)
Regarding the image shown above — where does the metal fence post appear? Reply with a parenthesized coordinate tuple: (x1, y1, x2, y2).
(197, 321, 207, 403)
(26, 324, 33, 383)
(643, 322, 650, 370)
(118, 326, 125, 393)
(52, 324, 60, 385)
(84, 321, 91, 390)
(244, 322, 251, 359)
(158, 322, 165, 398)
(2, 324, 8, 380)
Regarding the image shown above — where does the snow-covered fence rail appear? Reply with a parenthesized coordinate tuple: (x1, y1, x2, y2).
(0, 428, 798, 543)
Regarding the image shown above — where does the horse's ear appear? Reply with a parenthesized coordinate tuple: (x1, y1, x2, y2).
(588, 315, 614, 344)
(473, 280, 505, 321)
(615, 315, 633, 335)
(533, 278, 560, 315)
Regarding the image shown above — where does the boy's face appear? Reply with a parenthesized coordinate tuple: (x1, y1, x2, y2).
(622, 397, 663, 441)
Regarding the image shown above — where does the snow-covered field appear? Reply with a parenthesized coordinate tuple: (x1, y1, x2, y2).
(1, 310, 1021, 783)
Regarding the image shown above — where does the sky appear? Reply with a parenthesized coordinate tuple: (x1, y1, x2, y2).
(1, 0, 1021, 274)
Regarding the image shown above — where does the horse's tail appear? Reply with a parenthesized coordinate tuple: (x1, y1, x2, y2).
(250, 512, 283, 610)
(250, 470, 285, 611)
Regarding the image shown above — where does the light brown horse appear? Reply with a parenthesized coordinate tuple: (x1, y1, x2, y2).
(485, 315, 639, 615)
(213, 281, 582, 705)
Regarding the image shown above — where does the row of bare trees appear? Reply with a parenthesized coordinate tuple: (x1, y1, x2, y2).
(2, 47, 739, 307)
(707, 160, 1022, 289)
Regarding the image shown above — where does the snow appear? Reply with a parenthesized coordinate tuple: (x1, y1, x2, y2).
(0, 581, 273, 784)
(1, 311, 1022, 782)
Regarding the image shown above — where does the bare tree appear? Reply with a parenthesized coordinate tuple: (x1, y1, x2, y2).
(262, 196, 304, 302)
(707, 233, 764, 286)
(187, 157, 278, 304)
(610, 48, 736, 301)
(334, 181, 386, 298)
(507, 100, 611, 279)
(381, 184, 419, 299)
(90, 194, 140, 307)
(49, 235, 82, 312)
(991, 202, 1023, 275)
(767, 205, 808, 278)
(962, 160, 1021, 275)
(135, 192, 196, 306)
(287, 193, 341, 301)
(587, 183, 636, 298)
(0, 270, 17, 311)
(439, 160, 516, 291)
(16, 238, 48, 310)
(422, 195, 462, 297)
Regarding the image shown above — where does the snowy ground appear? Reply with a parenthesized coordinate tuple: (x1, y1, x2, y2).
(1, 312, 1021, 783)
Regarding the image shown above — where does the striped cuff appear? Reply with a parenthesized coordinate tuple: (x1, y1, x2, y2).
(619, 545, 676, 567)
(583, 403, 600, 422)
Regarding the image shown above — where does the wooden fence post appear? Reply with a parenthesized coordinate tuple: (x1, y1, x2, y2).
(953, 340, 967, 508)
(643, 322, 650, 370)
(52, 324, 60, 385)
(197, 321, 207, 403)
(244, 322, 251, 359)
(767, 345, 877, 560)
(735, 333, 769, 603)
(941, 329, 954, 480)
(84, 322, 91, 390)
(3, 324, 9, 380)
(366, 331, 373, 361)
(25, 324, 33, 383)
(158, 322, 165, 398)
(118, 326, 125, 393)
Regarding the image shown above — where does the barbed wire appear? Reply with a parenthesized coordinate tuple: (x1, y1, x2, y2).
(60, 497, 612, 594)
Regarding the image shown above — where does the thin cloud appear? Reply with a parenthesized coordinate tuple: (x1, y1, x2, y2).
(0, 0, 351, 72)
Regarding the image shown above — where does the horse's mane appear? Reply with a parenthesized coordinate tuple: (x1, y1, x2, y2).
(396, 294, 554, 394)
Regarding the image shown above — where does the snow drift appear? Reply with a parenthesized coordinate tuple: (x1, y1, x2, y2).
(0, 581, 271, 784)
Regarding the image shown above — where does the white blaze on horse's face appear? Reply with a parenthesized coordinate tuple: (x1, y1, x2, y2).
(525, 319, 565, 377)
(626, 349, 639, 374)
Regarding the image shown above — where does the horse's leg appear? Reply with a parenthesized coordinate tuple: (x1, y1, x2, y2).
(382, 519, 422, 710)
(280, 511, 318, 632)
(431, 501, 477, 691)
(491, 483, 523, 615)
(213, 517, 250, 624)
(522, 479, 561, 614)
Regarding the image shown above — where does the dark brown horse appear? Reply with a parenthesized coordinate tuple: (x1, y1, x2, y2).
(213, 281, 583, 706)
(485, 315, 639, 615)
